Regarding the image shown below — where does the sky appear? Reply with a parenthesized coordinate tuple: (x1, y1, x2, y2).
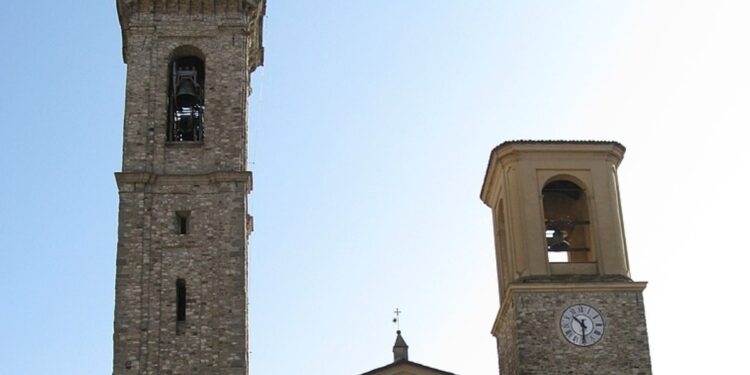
(0, 0, 749, 374)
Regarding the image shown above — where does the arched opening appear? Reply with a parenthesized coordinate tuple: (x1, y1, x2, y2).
(167, 54, 205, 142)
(495, 199, 511, 294)
(542, 180, 594, 263)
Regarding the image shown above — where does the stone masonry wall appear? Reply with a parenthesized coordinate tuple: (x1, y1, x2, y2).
(120, 26, 251, 174)
(114, 174, 250, 375)
(499, 289, 652, 375)
(496, 300, 519, 375)
(114, 2, 262, 374)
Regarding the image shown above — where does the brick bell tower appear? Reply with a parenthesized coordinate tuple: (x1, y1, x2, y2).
(112, 1, 265, 374)
(480, 141, 652, 374)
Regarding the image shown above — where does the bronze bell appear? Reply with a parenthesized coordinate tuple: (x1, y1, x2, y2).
(548, 229, 570, 252)
(176, 78, 200, 107)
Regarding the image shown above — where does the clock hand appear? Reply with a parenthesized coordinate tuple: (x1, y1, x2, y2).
(571, 315, 588, 342)
(580, 318, 587, 343)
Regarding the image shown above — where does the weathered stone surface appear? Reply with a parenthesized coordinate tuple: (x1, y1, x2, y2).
(116, 0, 265, 69)
(113, 2, 263, 374)
(495, 285, 652, 375)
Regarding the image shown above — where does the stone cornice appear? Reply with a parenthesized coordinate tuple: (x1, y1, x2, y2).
(491, 281, 647, 336)
(117, 0, 264, 21)
(116, 0, 265, 70)
(115, 172, 154, 187)
(115, 171, 252, 191)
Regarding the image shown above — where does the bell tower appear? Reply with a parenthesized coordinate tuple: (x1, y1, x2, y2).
(480, 141, 652, 374)
(112, 1, 265, 374)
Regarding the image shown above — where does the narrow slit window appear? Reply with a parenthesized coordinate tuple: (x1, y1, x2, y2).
(176, 279, 186, 322)
(176, 211, 190, 235)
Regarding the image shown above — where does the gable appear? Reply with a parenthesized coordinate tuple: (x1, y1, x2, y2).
(360, 360, 455, 375)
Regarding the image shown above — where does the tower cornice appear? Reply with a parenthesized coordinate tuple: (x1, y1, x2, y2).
(116, 0, 265, 70)
(115, 171, 253, 192)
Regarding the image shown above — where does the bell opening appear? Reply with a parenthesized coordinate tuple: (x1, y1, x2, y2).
(167, 56, 205, 142)
(542, 180, 594, 263)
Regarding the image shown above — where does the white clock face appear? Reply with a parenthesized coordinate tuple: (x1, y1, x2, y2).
(560, 304, 605, 347)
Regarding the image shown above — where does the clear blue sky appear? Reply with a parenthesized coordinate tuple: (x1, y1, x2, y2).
(1, 1, 748, 374)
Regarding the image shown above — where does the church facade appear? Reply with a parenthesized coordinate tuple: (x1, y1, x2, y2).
(359, 331, 455, 375)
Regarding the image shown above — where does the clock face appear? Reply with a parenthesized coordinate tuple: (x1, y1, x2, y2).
(560, 304, 605, 347)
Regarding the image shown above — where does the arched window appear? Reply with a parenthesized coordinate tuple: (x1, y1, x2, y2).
(542, 180, 593, 263)
(167, 55, 205, 142)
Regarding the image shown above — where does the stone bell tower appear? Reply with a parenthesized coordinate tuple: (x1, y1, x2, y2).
(112, 1, 265, 374)
(480, 141, 651, 374)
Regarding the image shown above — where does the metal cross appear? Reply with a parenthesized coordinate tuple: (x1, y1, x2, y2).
(393, 308, 402, 330)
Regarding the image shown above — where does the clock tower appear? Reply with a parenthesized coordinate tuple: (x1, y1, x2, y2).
(480, 141, 652, 374)
(112, 1, 265, 374)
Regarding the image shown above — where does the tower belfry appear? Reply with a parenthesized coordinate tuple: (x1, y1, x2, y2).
(112, 1, 265, 374)
(481, 141, 652, 374)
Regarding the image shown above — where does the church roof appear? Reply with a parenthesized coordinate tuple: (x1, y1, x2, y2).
(392, 330, 409, 362)
(360, 330, 455, 375)
(358, 359, 457, 375)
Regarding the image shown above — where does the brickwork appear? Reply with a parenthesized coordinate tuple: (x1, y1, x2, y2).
(113, 1, 264, 374)
(495, 299, 518, 375)
(495, 285, 652, 375)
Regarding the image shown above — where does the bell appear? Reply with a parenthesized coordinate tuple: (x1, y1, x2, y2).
(177, 113, 194, 133)
(173, 106, 193, 131)
(547, 229, 570, 252)
(175, 78, 200, 107)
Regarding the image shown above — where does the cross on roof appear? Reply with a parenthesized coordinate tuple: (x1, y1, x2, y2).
(393, 308, 402, 331)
